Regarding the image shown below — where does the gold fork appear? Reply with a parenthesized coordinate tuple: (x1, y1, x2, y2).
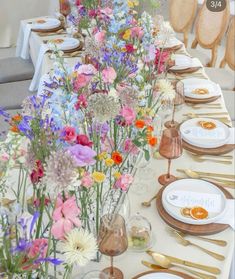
(167, 227, 227, 246)
(173, 231, 225, 261)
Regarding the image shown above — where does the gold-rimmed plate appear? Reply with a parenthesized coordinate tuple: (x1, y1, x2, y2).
(132, 270, 194, 279)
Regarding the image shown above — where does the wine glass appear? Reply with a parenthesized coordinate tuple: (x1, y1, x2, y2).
(59, 0, 71, 27)
(158, 128, 183, 186)
(165, 81, 185, 129)
(98, 214, 128, 279)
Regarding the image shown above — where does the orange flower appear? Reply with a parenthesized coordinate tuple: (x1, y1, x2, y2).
(147, 125, 154, 132)
(135, 120, 145, 129)
(148, 137, 157, 146)
(11, 114, 22, 122)
(112, 151, 123, 165)
(10, 125, 19, 133)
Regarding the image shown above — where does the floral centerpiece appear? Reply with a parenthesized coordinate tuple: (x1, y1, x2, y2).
(0, 0, 176, 278)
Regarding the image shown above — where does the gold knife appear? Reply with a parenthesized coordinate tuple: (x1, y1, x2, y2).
(177, 169, 235, 179)
(163, 254, 221, 275)
(141, 261, 165, 270)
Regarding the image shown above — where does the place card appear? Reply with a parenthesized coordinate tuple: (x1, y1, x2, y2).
(166, 190, 223, 213)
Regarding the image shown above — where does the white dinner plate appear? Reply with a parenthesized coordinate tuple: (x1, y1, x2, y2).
(48, 38, 80, 51)
(170, 54, 193, 70)
(162, 179, 227, 225)
(32, 18, 61, 30)
(180, 118, 231, 148)
(139, 273, 183, 279)
(182, 78, 221, 99)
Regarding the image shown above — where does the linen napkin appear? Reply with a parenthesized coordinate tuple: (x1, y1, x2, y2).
(216, 199, 235, 230)
(29, 44, 49, 91)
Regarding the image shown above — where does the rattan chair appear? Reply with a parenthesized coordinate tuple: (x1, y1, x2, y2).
(191, 0, 230, 67)
(169, 0, 198, 47)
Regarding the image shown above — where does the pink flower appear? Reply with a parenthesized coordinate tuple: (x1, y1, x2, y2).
(30, 160, 44, 185)
(155, 49, 170, 73)
(100, 7, 113, 16)
(77, 64, 97, 76)
(62, 126, 77, 143)
(94, 31, 106, 45)
(28, 238, 48, 259)
(51, 196, 81, 240)
(115, 174, 134, 191)
(123, 138, 139, 155)
(120, 106, 136, 125)
(76, 134, 93, 147)
(75, 94, 88, 110)
(102, 67, 117, 84)
(131, 27, 144, 39)
(73, 74, 91, 91)
(1, 153, 9, 161)
(81, 172, 94, 188)
(145, 44, 156, 63)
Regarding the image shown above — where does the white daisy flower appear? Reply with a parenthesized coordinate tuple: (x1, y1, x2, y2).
(157, 79, 176, 101)
(61, 228, 98, 266)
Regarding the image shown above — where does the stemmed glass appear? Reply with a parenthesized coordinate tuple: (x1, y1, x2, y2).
(165, 81, 185, 128)
(158, 128, 183, 186)
(81, 271, 108, 279)
(98, 189, 129, 279)
(59, 0, 71, 27)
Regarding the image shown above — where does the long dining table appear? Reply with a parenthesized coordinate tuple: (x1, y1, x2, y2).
(10, 17, 235, 278)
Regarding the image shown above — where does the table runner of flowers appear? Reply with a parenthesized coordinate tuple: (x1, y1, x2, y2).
(0, 0, 176, 278)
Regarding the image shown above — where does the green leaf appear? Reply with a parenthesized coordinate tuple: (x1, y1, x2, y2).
(133, 139, 142, 147)
(144, 149, 150, 161)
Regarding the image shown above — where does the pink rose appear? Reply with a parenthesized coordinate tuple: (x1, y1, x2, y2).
(28, 238, 48, 259)
(115, 174, 134, 191)
(73, 74, 91, 91)
(62, 126, 77, 143)
(94, 31, 106, 45)
(102, 67, 117, 84)
(120, 106, 136, 125)
(51, 196, 81, 240)
(81, 172, 94, 188)
(77, 64, 97, 75)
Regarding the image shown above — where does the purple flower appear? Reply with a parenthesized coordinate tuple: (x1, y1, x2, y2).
(67, 144, 97, 167)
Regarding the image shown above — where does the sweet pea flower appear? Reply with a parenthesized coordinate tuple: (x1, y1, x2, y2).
(77, 64, 97, 76)
(61, 126, 77, 143)
(115, 174, 134, 191)
(75, 94, 88, 110)
(123, 138, 139, 155)
(67, 144, 96, 167)
(102, 67, 117, 84)
(131, 27, 144, 39)
(81, 172, 94, 188)
(120, 106, 136, 125)
(28, 238, 48, 259)
(51, 196, 81, 240)
(76, 134, 93, 147)
(94, 31, 106, 45)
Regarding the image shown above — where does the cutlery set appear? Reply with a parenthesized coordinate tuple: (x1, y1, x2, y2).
(187, 152, 233, 165)
(141, 226, 227, 278)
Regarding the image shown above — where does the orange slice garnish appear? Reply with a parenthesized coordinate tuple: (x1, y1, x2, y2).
(198, 121, 217, 130)
(180, 207, 191, 218)
(51, 39, 64, 44)
(36, 19, 46, 24)
(192, 88, 209, 95)
(190, 207, 208, 220)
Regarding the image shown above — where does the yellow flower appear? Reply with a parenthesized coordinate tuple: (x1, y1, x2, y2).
(123, 29, 131, 40)
(92, 172, 106, 183)
(128, 0, 139, 8)
(97, 152, 107, 161)
(113, 172, 121, 179)
(105, 158, 114, 167)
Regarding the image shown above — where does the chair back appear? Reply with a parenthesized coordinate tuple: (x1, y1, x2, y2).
(195, 0, 230, 49)
(222, 16, 235, 70)
(169, 0, 198, 33)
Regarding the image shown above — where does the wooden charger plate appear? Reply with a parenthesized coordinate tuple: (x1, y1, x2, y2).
(156, 181, 233, 235)
(32, 24, 63, 33)
(169, 66, 202, 75)
(182, 140, 235, 155)
(184, 95, 221, 104)
(133, 270, 194, 279)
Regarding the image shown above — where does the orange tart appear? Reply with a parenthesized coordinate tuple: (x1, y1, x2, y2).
(190, 206, 209, 220)
(51, 39, 64, 44)
(192, 88, 209, 95)
(198, 121, 217, 130)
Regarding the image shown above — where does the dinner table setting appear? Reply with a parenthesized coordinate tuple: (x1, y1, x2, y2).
(0, 1, 234, 279)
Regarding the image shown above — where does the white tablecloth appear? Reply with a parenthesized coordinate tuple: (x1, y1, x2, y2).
(10, 16, 235, 279)
(0, 0, 59, 48)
